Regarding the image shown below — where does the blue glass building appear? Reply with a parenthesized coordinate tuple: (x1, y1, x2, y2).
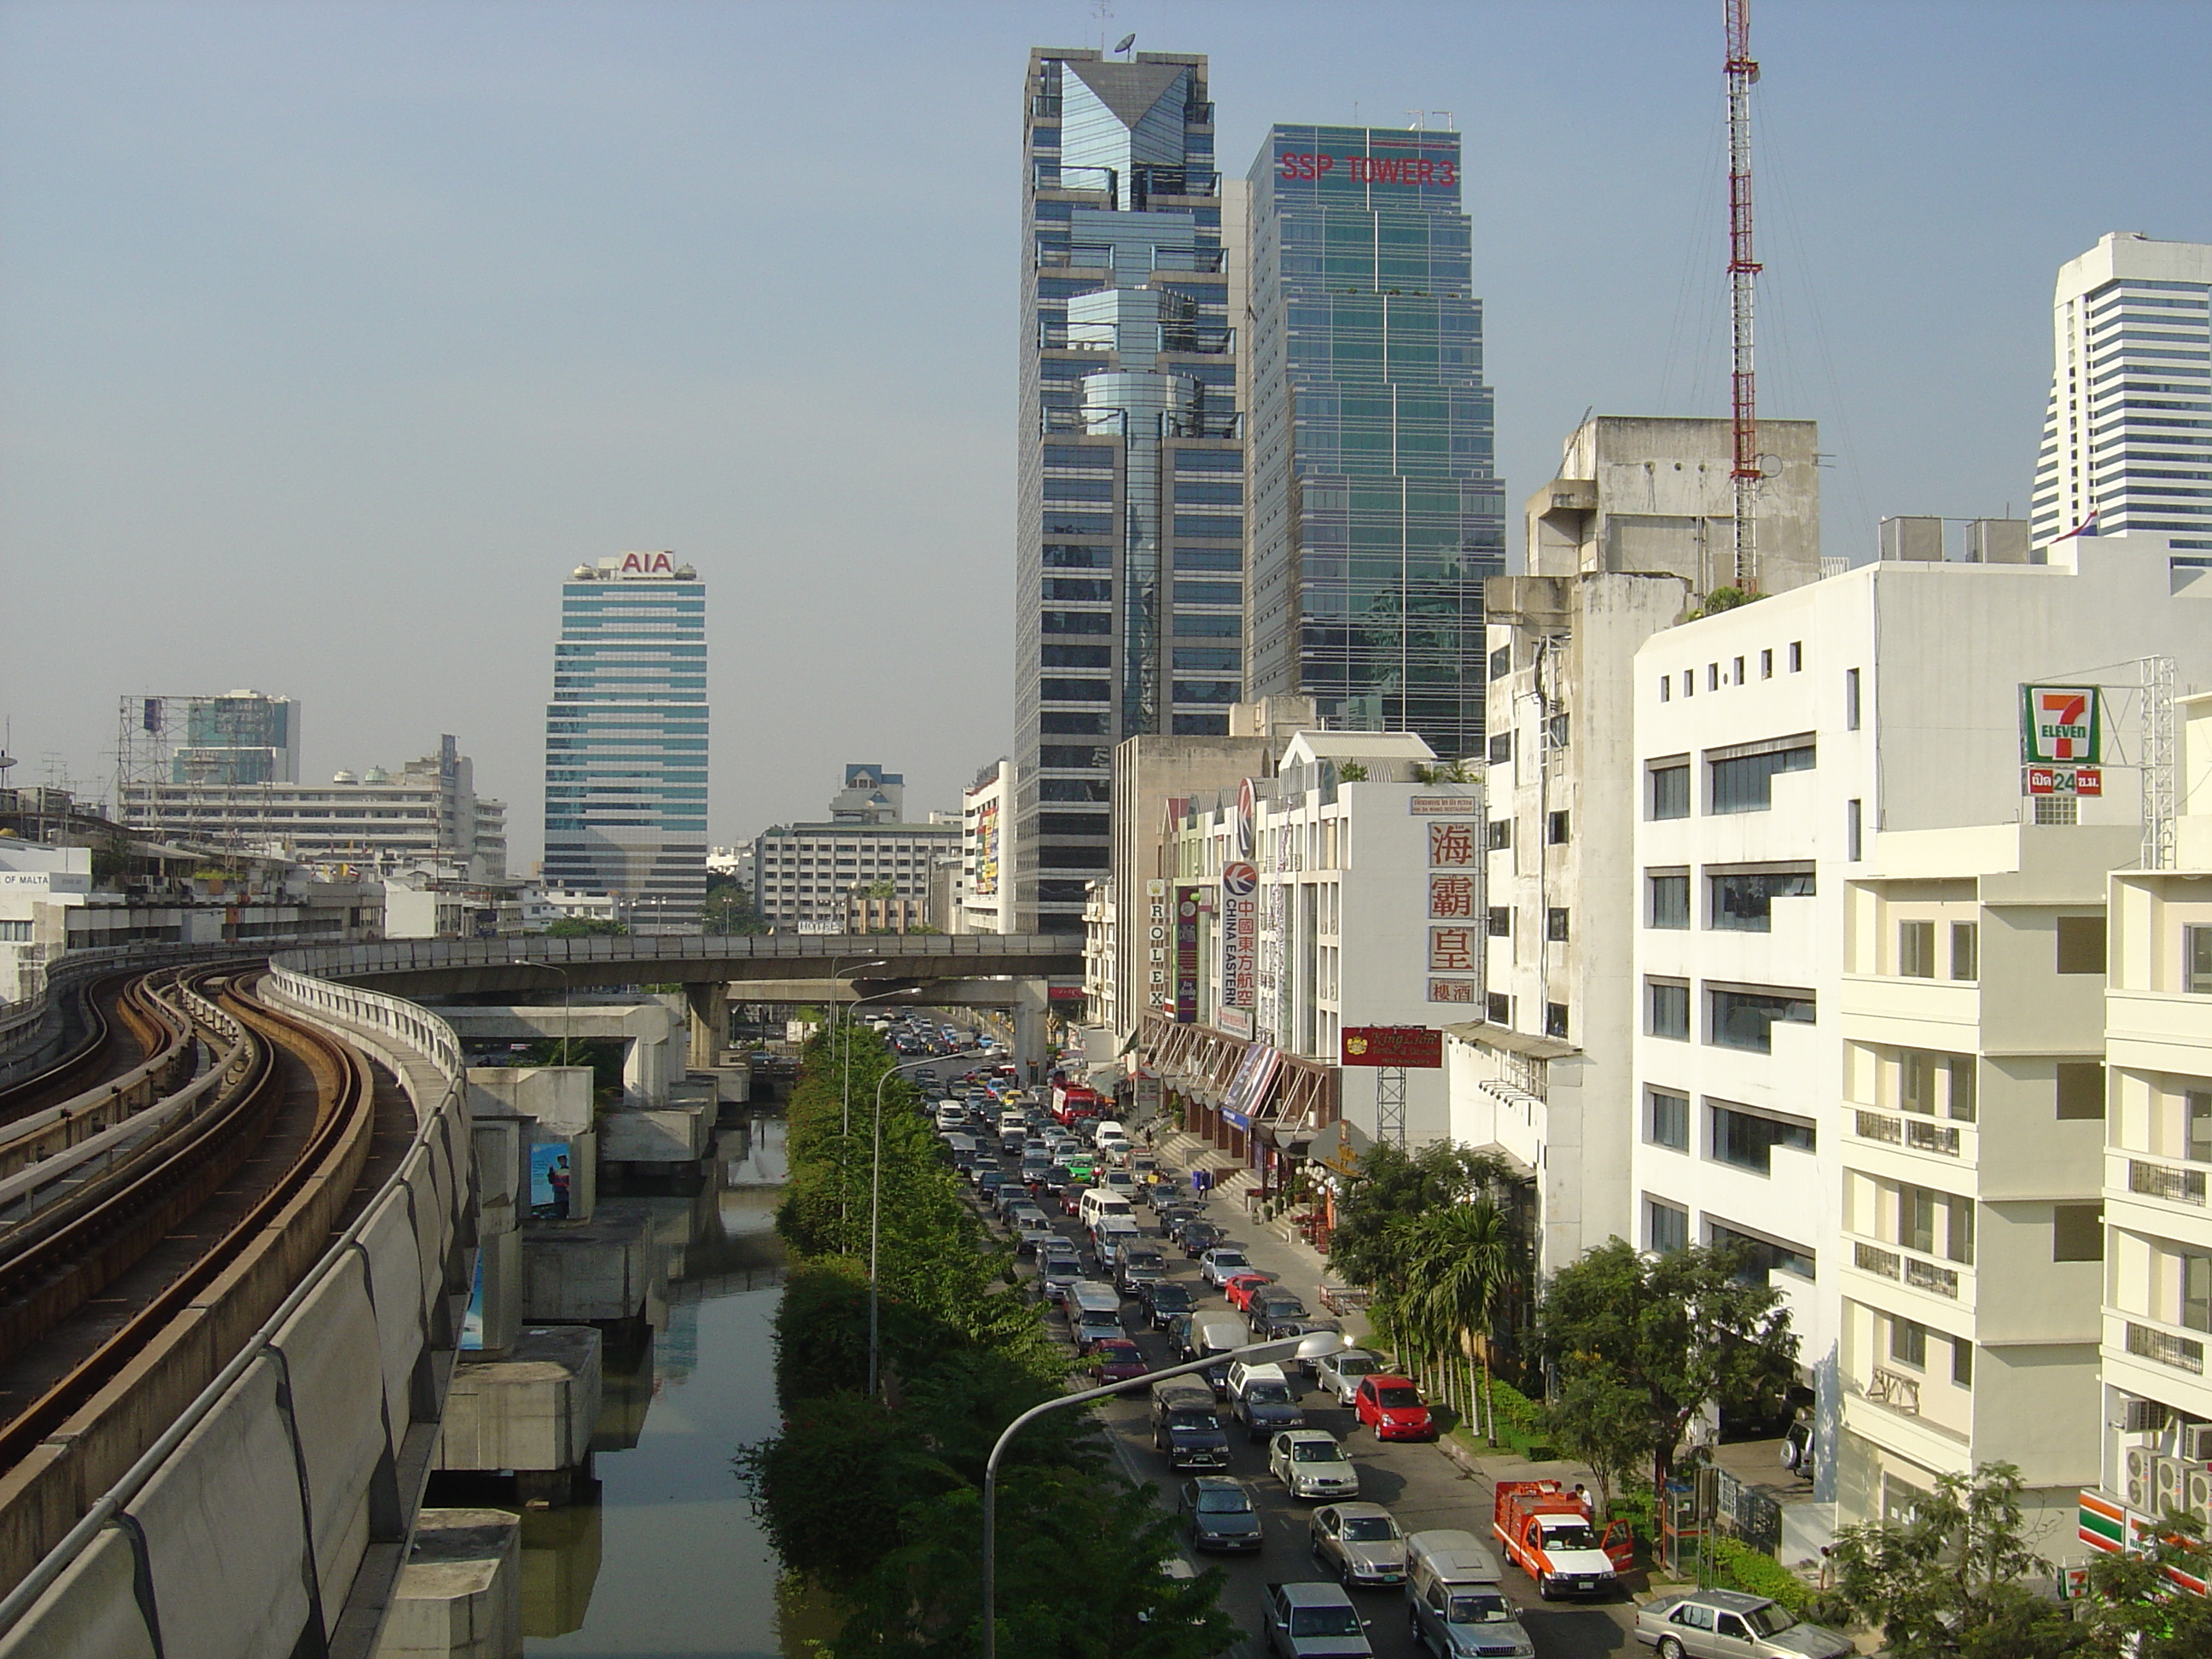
(1244, 125, 1505, 761)
(542, 552, 709, 930)
(1014, 48, 1240, 932)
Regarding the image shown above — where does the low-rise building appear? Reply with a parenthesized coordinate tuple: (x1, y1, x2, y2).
(959, 760, 1016, 934)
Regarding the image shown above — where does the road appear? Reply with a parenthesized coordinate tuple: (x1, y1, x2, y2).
(906, 1054, 1640, 1659)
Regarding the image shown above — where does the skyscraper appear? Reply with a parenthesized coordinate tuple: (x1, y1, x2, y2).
(1243, 125, 1505, 761)
(2030, 231, 2212, 557)
(1015, 48, 1240, 933)
(543, 551, 708, 931)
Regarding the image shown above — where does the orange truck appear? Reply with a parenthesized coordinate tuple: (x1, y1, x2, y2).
(1491, 1480, 1633, 1599)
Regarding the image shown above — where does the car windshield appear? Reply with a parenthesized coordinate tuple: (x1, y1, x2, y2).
(1214, 1254, 1249, 1269)
(1292, 1442, 1346, 1464)
(1447, 1592, 1511, 1624)
(1744, 1604, 1799, 1637)
(1098, 1342, 1139, 1358)
(1196, 1488, 1251, 1513)
(1545, 1523, 1598, 1550)
(1375, 1387, 1423, 1408)
(1245, 1384, 1291, 1405)
(1337, 1356, 1380, 1376)
(1171, 1412, 1220, 1433)
(1339, 1516, 1398, 1542)
(1153, 1286, 1192, 1305)
(1289, 1608, 1362, 1637)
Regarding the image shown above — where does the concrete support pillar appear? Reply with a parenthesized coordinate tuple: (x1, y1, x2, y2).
(373, 1510, 522, 1659)
(1013, 978, 1051, 1086)
(685, 982, 724, 1071)
(620, 1022, 667, 1109)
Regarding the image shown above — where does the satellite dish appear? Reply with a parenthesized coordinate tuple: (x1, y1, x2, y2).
(1114, 32, 1135, 53)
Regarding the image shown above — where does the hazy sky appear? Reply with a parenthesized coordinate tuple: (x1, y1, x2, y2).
(3, 1, 2207, 866)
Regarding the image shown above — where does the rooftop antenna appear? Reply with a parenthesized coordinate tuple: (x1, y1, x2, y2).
(1724, 0, 1763, 591)
(1405, 108, 1426, 130)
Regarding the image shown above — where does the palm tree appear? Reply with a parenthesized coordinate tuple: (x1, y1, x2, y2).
(1402, 1199, 1512, 1440)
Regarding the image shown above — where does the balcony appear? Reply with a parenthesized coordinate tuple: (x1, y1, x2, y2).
(2125, 1321, 2207, 1376)
(1866, 1366, 1921, 1414)
(1846, 1231, 1973, 1308)
(2128, 1156, 2208, 1207)
(1848, 1104, 1976, 1167)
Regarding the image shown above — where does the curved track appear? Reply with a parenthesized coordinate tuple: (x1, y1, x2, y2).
(0, 963, 377, 1473)
(0, 969, 190, 1126)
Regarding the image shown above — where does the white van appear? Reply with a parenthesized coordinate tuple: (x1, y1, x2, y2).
(1079, 1189, 1137, 1230)
(1405, 1529, 1532, 1659)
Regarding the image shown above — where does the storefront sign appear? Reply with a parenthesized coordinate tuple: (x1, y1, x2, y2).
(1428, 979, 1479, 1004)
(1145, 879, 1171, 1009)
(2022, 684, 2102, 765)
(1341, 1026, 1443, 1068)
(1408, 795, 1478, 815)
(1220, 858, 1259, 1027)
(2025, 765, 2102, 797)
(1174, 885, 1201, 1022)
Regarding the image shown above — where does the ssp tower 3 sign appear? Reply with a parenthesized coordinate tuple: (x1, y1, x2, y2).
(2021, 684, 2104, 796)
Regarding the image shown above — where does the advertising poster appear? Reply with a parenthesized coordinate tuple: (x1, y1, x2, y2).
(1219, 859, 1259, 1038)
(530, 1140, 576, 1220)
(1174, 885, 1201, 1022)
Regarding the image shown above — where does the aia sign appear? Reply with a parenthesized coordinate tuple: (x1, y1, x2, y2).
(620, 551, 677, 577)
(1341, 1026, 1443, 1069)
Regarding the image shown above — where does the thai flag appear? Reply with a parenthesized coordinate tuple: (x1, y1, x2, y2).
(2054, 512, 2098, 541)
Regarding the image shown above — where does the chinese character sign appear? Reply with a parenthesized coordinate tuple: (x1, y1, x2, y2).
(1429, 821, 1476, 866)
(1220, 859, 1259, 1028)
(1428, 979, 1478, 1004)
(1429, 928, 1477, 972)
(1429, 873, 1477, 918)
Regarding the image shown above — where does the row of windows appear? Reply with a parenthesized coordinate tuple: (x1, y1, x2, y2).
(1646, 741, 1816, 819)
(1644, 1087, 1816, 1175)
(1646, 868, 1815, 932)
(1647, 980, 1815, 1051)
(1658, 641, 1805, 704)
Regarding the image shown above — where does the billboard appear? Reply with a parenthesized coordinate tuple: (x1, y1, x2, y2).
(972, 796, 1000, 896)
(2022, 685, 2102, 765)
(1341, 1027, 1444, 1069)
(1219, 859, 1259, 1036)
(1174, 885, 1201, 1022)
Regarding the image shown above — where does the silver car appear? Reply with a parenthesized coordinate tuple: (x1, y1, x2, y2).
(1308, 1502, 1406, 1588)
(1635, 1590, 1851, 1659)
(1314, 1348, 1388, 1406)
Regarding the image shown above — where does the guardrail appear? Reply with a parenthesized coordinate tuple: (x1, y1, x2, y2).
(0, 961, 475, 1659)
(276, 930, 1086, 980)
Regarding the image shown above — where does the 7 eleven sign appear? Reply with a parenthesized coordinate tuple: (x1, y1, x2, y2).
(2023, 684, 2102, 765)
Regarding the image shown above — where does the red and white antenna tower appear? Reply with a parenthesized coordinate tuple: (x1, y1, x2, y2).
(1724, 0, 1761, 590)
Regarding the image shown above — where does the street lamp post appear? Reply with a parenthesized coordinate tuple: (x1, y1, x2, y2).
(867, 1051, 943, 1397)
(979, 1331, 1346, 1659)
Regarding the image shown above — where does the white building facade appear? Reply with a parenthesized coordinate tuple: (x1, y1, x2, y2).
(960, 760, 1016, 934)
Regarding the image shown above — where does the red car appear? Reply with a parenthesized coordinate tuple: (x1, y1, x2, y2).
(1353, 1374, 1435, 1441)
(1060, 1185, 1090, 1217)
(1223, 1272, 1278, 1311)
(1088, 1338, 1149, 1385)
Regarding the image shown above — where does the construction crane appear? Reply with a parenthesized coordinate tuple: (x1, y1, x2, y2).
(1725, 0, 1761, 591)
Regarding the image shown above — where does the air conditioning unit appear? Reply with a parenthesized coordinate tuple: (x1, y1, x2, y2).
(2125, 1398, 2173, 1435)
(2127, 1445, 2157, 1509)
(2187, 1466, 2212, 1528)
(2180, 1421, 2212, 1461)
(2156, 1455, 2189, 1515)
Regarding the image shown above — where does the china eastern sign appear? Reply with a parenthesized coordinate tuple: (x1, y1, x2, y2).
(1341, 1026, 1443, 1069)
(1278, 148, 1459, 188)
(2022, 684, 2102, 765)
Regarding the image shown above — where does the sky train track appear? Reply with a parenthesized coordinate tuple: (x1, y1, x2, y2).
(0, 961, 387, 1481)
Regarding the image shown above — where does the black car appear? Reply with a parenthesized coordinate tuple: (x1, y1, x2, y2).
(1182, 1221, 1225, 1258)
(1144, 1280, 1199, 1328)
(1246, 1289, 1308, 1336)
(1165, 1313, 1202, 1361)
(1179, 1477, 1263, 1551)
(1115, 1249, 1168, 1295)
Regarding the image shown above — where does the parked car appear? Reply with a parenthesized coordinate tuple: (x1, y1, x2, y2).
(1115, 1248, 1168, 1296)
(1225, 1272, 1280, 1311)
(1088, 1337, 1150, 1384)
(1314, 1348, 1388, 1407)
(1179, 1476, 1263, 1551)
(1269, 1430, 1359, 1500)
(1405, 1529, 1533, 1659)
(1247, 1289, 1308, 1333)
(1038, 1251, 1084, 1304)
(1633, 1591, 1852, 1659)
(1143, 1280, 1199, 1328)
(1182, 1220, 1227, 1257)
(1309, 1503, 1407, 1589)
(1073, 1310, 1126, 1353)
(1060, 1184, 1091, 1218)
(1353, 1375, 1436, 1441)
(1200, 1247, 1257, 1287)
(1229, 1361, 1307, 1441)
(1265, 1316, 1346, 1357)
(1261, 1580, 1373, 1658)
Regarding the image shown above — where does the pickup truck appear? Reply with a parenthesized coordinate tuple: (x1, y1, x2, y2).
(1491, 1480, 1632, 1600)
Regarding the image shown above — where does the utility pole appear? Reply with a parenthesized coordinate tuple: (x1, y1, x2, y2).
(1725, 0, 1762, 591)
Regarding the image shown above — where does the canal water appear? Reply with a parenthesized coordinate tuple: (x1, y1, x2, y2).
(515, 1112, 830, 1659)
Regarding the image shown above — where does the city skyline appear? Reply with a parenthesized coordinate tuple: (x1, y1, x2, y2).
(3, 3, 2209, 864)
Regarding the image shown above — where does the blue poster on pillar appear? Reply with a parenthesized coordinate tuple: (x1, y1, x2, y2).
(530, 1140, 575, 1220)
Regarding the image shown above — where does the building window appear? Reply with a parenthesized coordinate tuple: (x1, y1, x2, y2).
(2185, 926, 2212, 993)
(1648, 871, 1690, 930)
(1648, 1087, 1690, 1150)
(1648, 979, 1691, 1041)
(2056, 916, 2107, 975)
(1899, 920, 1936, 978)
(1710, 1221, 1815, 1282)
(1683, 669, 1695, 699)
(1952, 1337, 1973, 1389)
(1488, 731, 1512, 764)
(1889, 1317, 1927, 1370)
(2055, 1061, 2105, 1121)
(1487, 819, 1513, 852)
(1649, 763, 1691, 821)
(2185, 1254, 2212, 1333)
(1660, 675, 1672, 703)
(1845, 667, 1861, 731)
(1789, 642, 1803, 672)
(1647, 1198, 1690, 1255)
(1548, 810, 1570, 845)
(1546, 908, 1570, 943)
(1708, 663, 1720, 691)
(1489, 645, 1511, 680)
(1708, 868, 1815, 932)
(1732, 656, 1745, 685)
(1707, 987, 1815, 1052)
(2052, 1203, 2104, 1262)
(1949, 1057, 1977, 1121)
(1487, 906, 1511, 938)
(1761, 649, 1773, 679)
(1545, 1003, 1570, 1039)
(1709, 742, 1815, 814)
(1485, 992, 1511, 1024)
(1709, 1102, 1815, 1173)
(1847, 798, 1863, 862)
(1950, 922, 1978, 981)
(2034, 793, 2079, 826)
(2188, 1091, 2212, 1163)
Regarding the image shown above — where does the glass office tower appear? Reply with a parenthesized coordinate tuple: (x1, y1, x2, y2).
(543, 552, 709, 932)
(1015, 48, 1240, 933)
(1244, 125, 1505, 762)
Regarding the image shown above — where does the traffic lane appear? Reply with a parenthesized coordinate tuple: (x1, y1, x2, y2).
(1018, 1202, 1634, 1659)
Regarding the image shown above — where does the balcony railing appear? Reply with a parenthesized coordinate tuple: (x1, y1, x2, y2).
(1866, 1367, 1922, 1414)
(1854, 1241, 1901, 1279)
(1906, 1256, 1960, 1299)
(1906, 1119, 1962, 1157)
(2126, 1321, 2207, 1375)
(2128, 1158, 2209, 1206)
(1851, 1105, 1964, 1157)
(1855, 1110, 1901, 1145)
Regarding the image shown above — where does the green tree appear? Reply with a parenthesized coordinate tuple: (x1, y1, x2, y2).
(1827, 1463, 2091, 1659)
(1543, 1369, 1649, 1522)
(2081, 1516, 2212, 1658)
(545, 916, 627, 937)
(704, 872, 769, 934)
(1537, 1237, 1797, 1490)
(1327, 1139, 1516, 1292)
(1394, 1199, 1513, 1430)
